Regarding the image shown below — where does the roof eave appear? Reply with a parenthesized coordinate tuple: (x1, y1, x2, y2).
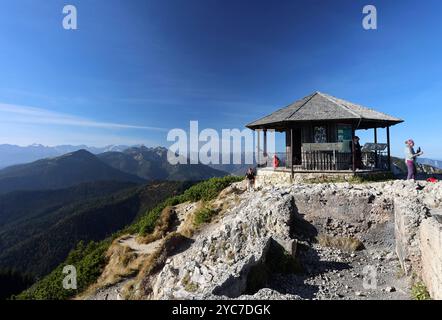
(246, 118, 404, 130)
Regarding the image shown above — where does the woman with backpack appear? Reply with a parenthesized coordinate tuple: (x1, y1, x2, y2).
(404, 139, 423, 180)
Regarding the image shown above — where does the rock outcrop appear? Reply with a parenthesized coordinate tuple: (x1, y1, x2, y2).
(86, 178, 442, 300)
(147, 185, 297, 299)
(139, 180, 427, 299)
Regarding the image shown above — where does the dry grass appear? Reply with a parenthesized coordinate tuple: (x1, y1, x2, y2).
(97, 243, 139, 279)
(129, 184, 246, 298)
(177, 183, 244, 237)
(137, 206, 176, 244)
(119, 279, 137, 300)
(75, 239, 143, 299)
(132, 232, 192, 299)
(79, 206, 195, 299)
(94, 207, 178, 291)
(396, 264, 406, 279)
(317, 234, 364, 252)
(211, 184, 244, 212)
(181, 271, 199, 293)
(177, 201, 203, 238)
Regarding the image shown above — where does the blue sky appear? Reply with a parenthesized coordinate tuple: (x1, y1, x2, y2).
(0, 0, 441, 159)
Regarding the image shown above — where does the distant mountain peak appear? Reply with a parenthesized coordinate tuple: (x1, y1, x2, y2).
(0, 144, 134, 169)
(0, 149, 144, 194)
(98, 146, 228, 181)
(66, 148, 93, 156)
(59, 149, 96, 160)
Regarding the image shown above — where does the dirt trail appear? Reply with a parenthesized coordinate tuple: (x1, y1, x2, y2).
(86, 201, 200, 300)
(118, 236, 163, 255)
(86, 236, 161, 301)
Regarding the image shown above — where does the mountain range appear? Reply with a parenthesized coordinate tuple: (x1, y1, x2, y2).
(417, 158, 442, 169)
(3, 143, 441, 174)
(98, 146, 227, 181)
(0, 147, 228, 195)
(0, 150, 145, 195)
(391, 156, 442, 177)
(0, 144, 131, 169)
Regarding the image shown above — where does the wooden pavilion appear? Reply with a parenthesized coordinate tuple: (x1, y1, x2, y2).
(246, 92, 403, 177)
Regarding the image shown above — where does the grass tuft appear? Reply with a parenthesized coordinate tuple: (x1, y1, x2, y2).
(194, 206, 217, 226)
(317, 234, 364, 252)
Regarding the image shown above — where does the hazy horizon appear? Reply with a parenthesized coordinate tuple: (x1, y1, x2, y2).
(1, 142, 441, 162)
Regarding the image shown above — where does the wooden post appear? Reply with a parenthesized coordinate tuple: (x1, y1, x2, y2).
(351, 125, 356, 172)
(374, 127, 378, 169)
(263, 129, 267, 157)
(285, 130, 290, 169)
(257, 129, 261, 168)
(386, 126, 391, 171)
(290, 128, 294, 179)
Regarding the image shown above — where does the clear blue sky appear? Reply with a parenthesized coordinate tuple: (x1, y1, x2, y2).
(0, 0, 441, 159)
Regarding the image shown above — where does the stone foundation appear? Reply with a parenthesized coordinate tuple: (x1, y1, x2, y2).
(255, 168, 392, 187)
(255, 168, 356, 187)
(393, 188, 442, 300)
(394, 197, 427, 276)
(420, 211, 442, 300)
(256, 175, 442, 300)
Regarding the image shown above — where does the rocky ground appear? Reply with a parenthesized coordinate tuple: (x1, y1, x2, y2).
(84, 179, 441, 300)
(88, 279, 129, 300)
(268, 243, 410, 300)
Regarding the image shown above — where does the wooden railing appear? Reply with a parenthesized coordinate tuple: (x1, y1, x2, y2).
(260, 151, 388, 171)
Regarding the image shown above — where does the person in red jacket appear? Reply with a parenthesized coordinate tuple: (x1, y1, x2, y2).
(273, 154, 280, 169)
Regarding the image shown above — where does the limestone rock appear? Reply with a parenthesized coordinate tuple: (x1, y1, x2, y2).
(148, 187, 297, 299)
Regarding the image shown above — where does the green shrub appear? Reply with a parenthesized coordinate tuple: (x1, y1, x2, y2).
(194, 206, 217, 226)
(16, 240, 110, 300)
(137, 176, 242, 235)
(411, 282, 431, 300)
(179, 176, 243, 202)
(138, 205, 166, 234)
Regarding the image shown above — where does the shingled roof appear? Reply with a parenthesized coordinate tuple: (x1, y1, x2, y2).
(246, 92, 403, 130)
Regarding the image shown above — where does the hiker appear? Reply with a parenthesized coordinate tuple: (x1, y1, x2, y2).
(349, 136, 363, 169)
(245, 167, 256, 191)
(273, 154, 280, 169)
(404, 139, 423, 180)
